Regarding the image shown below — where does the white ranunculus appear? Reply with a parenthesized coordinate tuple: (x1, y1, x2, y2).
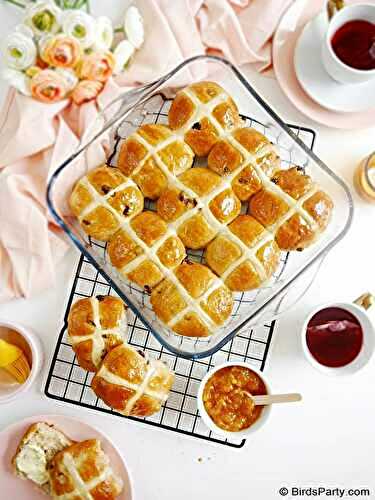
(3, 32, 37, 71)
(62, 10, 96, 49)
(1, 68, 31, 96)
(55, 68, 78, 91)
(93, 16, 114, 51)
(24, 0, 61, 37)
(15, 24, 34, 39)
(113, 40, 135, 74)
(124, 6, 144, 49)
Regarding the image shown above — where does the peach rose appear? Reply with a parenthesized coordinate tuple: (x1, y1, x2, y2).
(71, 79, 103, 105)
(41, 35, 81, 68)
(30, 69, 67, 103)
(78, 51, 115, 83)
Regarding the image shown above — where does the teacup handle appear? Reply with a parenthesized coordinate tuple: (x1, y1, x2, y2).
(354, 293, 375, 322)
(327, 0, 346, 20)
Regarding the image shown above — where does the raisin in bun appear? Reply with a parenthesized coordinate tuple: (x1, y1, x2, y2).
(69, 165, 144, 241)
(205, 215, 281, 291)
(107, 211, 186, 291)
(68, 295, 127, 372)
(150, 261, 234, 337)
(91, 344, 174, 416)
(168, 81, 243, 156)
(249, 166, 334, 250)
(117, 123, 194, 199)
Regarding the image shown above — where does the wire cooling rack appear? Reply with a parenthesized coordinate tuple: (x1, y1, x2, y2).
(45, 100, 315, 448)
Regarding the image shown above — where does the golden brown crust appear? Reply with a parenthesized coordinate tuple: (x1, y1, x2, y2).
(168, 82, 242, 156)
(91, 344, 174, 417)
(229, 215, 266, 247)
(117, 124, 194, 197)
(225, 261, 262, 292)
(205, 236, 241, 276)
(231, 165, 263, 201)
(48, 439, 123, 500)
(303, 190, 333, 230)
(271, 167, 313, 200)
(130, 211, 167, 246)
(107, 229, 143, 269)
(156, 188, 191, 222)
(127, 259, 164, 289)
(177, 213, 217, 249)
(179, 167, 221, 196)
(208, 188, 241, 225)
(275, 214, 315, 250)
(207, 140, 243, 176)
(69, 165, 144, 242)
(249, 189, 290, 227)
(150, 280, 187, 324)
(156, 236, 186, 268)
(132, 158, 168, 200)
(175, 262, 215, 299)
(68, 296, 126, 372)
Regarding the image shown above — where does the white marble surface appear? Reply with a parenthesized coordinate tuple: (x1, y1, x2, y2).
(1, 2, 375, 499)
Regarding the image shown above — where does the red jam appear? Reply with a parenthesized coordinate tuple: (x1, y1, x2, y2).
(331, 21, 375, 71)
(306, 307, 363, 367)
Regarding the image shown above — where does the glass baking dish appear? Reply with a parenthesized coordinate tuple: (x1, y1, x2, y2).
(47, 55, 353, 360)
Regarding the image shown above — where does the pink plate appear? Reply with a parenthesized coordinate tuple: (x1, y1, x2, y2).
(0, 414, 133, 499)
(273, 0, 375, 129)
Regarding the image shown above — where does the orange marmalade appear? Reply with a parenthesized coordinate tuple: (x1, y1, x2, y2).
(202, 365, 267, 432)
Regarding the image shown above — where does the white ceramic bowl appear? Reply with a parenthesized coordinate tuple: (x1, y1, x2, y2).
(0, 320, 43, 404)
(301, 302, 375, 376)
(197, 361, 272, 439)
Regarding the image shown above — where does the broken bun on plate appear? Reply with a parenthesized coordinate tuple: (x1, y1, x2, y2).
(12, 422, 73, 494)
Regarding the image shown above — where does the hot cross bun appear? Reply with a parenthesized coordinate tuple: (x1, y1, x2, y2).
(168, 81, 243, 156)
(91, 343, 174, 416)
(107, 211, 186, 291)
(67, 295, 127, 372)
(150, 262, 234, 337)
(69, 165, 144, 241)
(249, 167, 334, 250)
(48, 439, 123, 499)
(117, 123, 194, 199)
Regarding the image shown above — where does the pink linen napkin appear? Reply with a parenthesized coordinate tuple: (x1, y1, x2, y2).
(0, 0, 291, 302)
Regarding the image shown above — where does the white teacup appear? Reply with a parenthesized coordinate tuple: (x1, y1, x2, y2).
(321, 3, 375, 84)
(301, 293, 375, 376)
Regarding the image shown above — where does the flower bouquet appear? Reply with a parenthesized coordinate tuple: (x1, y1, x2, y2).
(1, 0, 144, 104)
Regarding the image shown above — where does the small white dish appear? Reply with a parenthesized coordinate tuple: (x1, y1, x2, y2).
(0, 321, 43, 404)
(301, 301, 375, 376)
(294, 11, 375, 113)
(197, 361, 272, 439)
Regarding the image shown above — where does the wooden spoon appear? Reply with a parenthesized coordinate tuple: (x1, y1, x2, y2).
(251, 393, 302, 406)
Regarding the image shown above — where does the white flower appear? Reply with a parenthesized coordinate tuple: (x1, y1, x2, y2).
(124, 6, 144, 49)
(2, 32, 37, 71)
(24, 0, 62, 37)
(62, 10, 96, 49)
(1, 68, 31, 96)
(93, 16, 114, 51)
(113, 40, 135, 74)
(55, 68, 78, 91)
(15, 24, 34, 39)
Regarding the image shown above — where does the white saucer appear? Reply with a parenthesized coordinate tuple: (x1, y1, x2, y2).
(294, 12, 375, 113)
